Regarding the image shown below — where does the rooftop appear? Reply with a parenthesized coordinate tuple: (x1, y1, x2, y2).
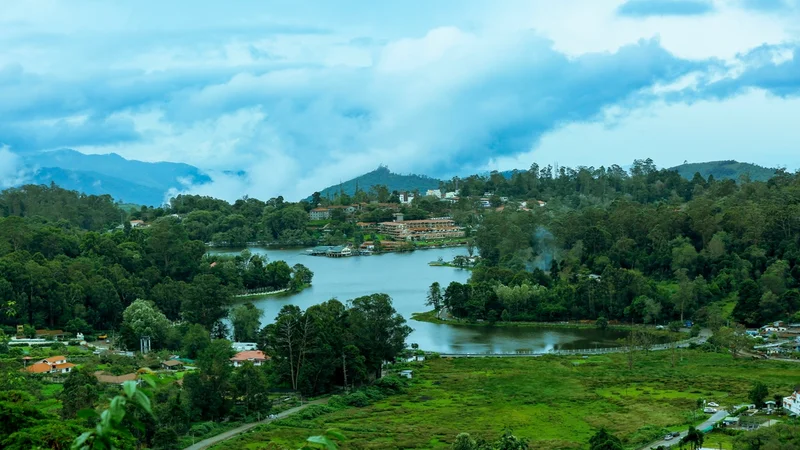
(26, 362, 53, 374)
(162, 359, 184, 367)
(231, 350, 269, 362)
(42, 355, 66, 363)
(94, 371, 138, 384)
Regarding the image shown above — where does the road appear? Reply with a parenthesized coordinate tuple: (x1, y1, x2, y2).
(639, 410, 728, 450)
(184, 398, 327, 450)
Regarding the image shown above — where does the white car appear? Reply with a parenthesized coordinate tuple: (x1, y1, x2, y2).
(703, 407, 718, 413)
(707, 402, 719, 407)
(664, 434, 674, 441)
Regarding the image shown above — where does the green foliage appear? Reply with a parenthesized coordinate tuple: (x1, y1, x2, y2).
(230, 302, 263, 342)
(61, 367, 99, 419)
(299, 429, 346, 450)
(748, 381, 769, 408)
(231, 361, 272, 419)
(670, 160, 775, 182)
(185, 339, 235, 421)
(71, 378, 155, 450)
(120, 299, 172, 350)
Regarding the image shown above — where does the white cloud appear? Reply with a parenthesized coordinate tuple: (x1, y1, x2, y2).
(488, 89, 800, 172)
(0, 146, 29, 188)
(2, 0, 800, 201)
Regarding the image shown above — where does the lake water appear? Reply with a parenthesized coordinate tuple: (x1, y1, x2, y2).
(210, 247, 627, 354)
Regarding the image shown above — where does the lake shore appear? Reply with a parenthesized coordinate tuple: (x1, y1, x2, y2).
(411, 310, 682, 337)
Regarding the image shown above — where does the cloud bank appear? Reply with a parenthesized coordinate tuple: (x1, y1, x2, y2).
(1, 0, 800, 201)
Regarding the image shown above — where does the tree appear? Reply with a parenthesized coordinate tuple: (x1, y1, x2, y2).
(426, 282, 443, 316)
(709, 325, 751, 357)
(451, 433, 477, 450)
(182, 324, 211, 359)
(733, 280, 762, 326)
(348, 294, 413, 378)
(185, 339, 234, 420)
(230, 302, 263, 342)
(261, 305, 313, 391)
(749, 381, 769, 408)
(291, 264, 314, 292)
(61, 368, 99, 419)
(182, 274, 232, 331)
(596, 316, 608, 331)
(589, 428, 623, 450)
(680, 426, 704, 450)
(120, 299, 171, 351)
(231, 362, 271, 419)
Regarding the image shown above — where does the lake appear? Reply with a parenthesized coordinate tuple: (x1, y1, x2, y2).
(210, 247, 627, 354)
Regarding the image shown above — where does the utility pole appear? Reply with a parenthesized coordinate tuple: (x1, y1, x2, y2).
(342, 353, 348, 392)
(140, 336, 151, 354)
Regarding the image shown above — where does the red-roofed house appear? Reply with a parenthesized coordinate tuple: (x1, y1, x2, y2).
(41, 355, 67, 365)
(230, 350, 270, 367)
(26, 362, 54, 374)
(25, 356, 76, 374)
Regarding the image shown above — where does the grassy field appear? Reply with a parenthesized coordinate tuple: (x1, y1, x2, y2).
(211, 351, 800, 450)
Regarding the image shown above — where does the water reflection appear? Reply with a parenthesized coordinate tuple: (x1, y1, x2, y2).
(211, 247, 626, 354)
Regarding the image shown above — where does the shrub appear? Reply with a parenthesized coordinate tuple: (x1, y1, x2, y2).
(374, 375, 408, 394)
(343, 391, 371, 407)
(296, 405, 336, 420)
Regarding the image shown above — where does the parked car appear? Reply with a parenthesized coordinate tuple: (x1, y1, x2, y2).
(704, 407, 718, 413)
(708, 402, 719, 407)
(664, 434, 674, 441)
(671, 432, 681, 437)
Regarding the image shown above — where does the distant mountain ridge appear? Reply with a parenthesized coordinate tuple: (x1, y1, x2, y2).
(315, 166, 442, 199)
(21, 149, 211, 205)
(669, 160, 776, 182)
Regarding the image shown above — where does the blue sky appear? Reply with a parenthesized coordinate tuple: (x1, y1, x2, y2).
(1, 0, 800, 200)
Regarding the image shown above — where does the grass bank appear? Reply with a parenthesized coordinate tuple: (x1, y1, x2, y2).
(209, 351, 800, 450)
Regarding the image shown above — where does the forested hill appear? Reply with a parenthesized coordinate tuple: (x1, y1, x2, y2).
(314, 165, 442, 199)
(669, 160, 776, 182)
(0, 183, 123, 231)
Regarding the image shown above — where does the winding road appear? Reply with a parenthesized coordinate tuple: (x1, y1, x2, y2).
(639, 410, 728, 449)
(184, 398, 327, 450)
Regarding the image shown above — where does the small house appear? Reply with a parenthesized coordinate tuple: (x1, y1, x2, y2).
(399, 370, 413, 379)
(230, 350, 270, 367)
(25, 355, 76, 374)
(161, 360, 184, 371)
(784, 388, 800, 416)
(35, 329, 67, 340)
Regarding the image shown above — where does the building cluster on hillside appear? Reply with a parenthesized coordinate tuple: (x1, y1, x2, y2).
(379, 213, 465, 241)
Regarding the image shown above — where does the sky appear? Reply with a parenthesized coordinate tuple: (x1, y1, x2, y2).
(1, 0, 800, 200)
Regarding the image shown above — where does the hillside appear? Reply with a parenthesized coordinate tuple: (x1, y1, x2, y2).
(670, 160, 776, 182)
(315, 165, 442, 199)
(20, 149, 212, 205)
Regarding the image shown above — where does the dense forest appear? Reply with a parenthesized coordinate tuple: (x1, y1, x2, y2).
(0, 184, 312, 335)
(435, 159, 800, 328)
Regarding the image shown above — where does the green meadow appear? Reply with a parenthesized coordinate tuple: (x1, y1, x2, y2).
(212, 351, 800, 450)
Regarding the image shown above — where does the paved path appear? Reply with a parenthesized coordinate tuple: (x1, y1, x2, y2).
(184, 398, 327, 450)
(640, 410, 728, 449)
